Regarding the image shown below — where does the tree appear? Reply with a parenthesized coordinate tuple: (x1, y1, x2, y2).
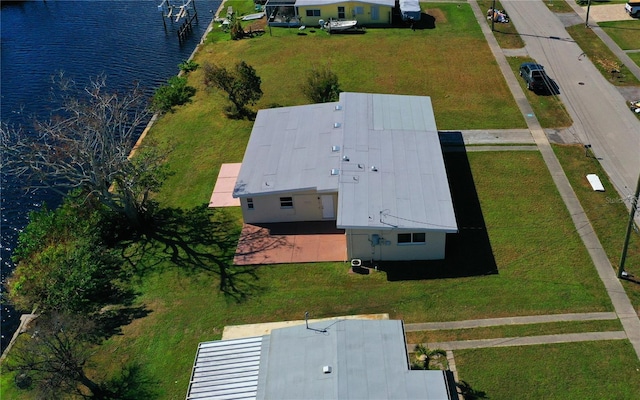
(202, 61, 262, 116)
(8, 196, 132, 315)
(411, 344, 447, 370)
(302, 65, 342, 103)
(230, 19, 244, 40)
(151, 75, 196, 113)
(0, 74, 171, 228)
(6, 313, 110, 399)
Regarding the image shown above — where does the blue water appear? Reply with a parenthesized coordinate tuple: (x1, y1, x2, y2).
(0, 0, 222, 352)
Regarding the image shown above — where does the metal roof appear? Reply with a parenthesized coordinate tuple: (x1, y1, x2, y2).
(233, 92, 457, 233)
(294, 0, 395, 7)
(188, 320, 454, 400)
(186, 336, 263, 400)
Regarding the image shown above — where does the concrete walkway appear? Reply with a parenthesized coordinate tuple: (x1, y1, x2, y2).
(467, 0, 640, 359)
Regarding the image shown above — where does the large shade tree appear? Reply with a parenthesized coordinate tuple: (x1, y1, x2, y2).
(0, 74, 171, 229)
(202, 61, 262, 116)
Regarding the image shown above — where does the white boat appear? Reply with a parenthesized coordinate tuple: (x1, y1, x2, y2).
(241, 12, 266, 21)
(323, 19, 357, 32)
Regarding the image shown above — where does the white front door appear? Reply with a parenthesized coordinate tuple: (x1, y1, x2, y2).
(321, 195, 335, 219)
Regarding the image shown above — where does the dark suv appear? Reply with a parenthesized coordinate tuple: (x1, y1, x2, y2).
(519, 63, 552, 92)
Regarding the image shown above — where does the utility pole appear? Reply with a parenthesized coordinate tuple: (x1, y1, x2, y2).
(585, 0, 592, 28)
(618, 172, 640, 278)
(491, 0, 496, 32)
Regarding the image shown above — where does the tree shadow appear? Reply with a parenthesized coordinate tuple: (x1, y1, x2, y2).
(126, 205, 261, 302)
(376, 132, 498, 281)
(92, 305, 152, 341)
(101, 362, 160, 400)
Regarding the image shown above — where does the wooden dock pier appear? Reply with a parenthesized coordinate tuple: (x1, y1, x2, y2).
(157, 0, 199, 41)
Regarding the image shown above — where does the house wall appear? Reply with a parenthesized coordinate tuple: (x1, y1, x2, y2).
(240, 191, 338, 224)
(297, 2, 393, 26)
(346, 229, 447, 261)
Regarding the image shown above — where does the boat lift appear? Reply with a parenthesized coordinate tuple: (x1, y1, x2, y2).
(157, 0, 199, 39)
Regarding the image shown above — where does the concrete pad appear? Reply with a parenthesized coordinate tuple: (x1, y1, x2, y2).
(208, 163, 242, 207)
(582, 4, 635, 23)
(234, 223, 346, 265)
(222, 313, 389, 340)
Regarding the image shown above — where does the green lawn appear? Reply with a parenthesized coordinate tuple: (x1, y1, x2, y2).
(476, 0, 526, 49)
(553, 144, 640, 315)
(406, 318, 623, 343)
(3, 2, 637, 399)
(456, 341, 640, 399)
(599, 20, 640, 53)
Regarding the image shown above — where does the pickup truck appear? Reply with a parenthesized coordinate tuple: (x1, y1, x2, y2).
(626, 2, 640, 17)
(519, 63, 552, 93)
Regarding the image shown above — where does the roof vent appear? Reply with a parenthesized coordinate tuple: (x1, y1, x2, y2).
(331, 169, 339, 176)
(332, 145, 340, 152)
(334, 122, 341, 128)
(371, 166, 378, 172)
(335, 104, 342, 111)
(358, 164, 364, 169)
(322, 365, 332, 374)
(342, 155, 349, 162)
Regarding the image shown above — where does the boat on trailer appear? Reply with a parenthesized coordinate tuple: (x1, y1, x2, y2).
(322, 19, 357, 32)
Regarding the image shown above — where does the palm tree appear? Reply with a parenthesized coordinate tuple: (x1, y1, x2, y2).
(412, 344, 447, 370)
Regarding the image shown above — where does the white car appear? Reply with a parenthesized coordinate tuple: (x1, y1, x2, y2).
(625, 2, 640, 17)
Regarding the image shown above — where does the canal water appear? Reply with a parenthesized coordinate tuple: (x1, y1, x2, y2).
(0, 0, 222, 352)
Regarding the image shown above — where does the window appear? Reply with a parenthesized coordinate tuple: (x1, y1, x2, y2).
(306, 9, 320, 17)
(280, 197, 294, 208)
(247, 198, 254, 210)
(397, 233, 426, 244)
(338, 6, 345, 19)
(353, 6, 364, 16)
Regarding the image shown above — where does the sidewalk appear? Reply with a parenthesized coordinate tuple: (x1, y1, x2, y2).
(468, 0, 640, 359)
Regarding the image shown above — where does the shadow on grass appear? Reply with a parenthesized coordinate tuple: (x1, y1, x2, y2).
(125, 205, 261, 302)
(101, 362, 160, 400)
(93, 305, 152, 340)
(377, 132, 497, 281)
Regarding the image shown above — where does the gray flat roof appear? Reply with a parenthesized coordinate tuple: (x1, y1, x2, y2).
(257, 319, 451, 400)
(233, 92, 457, 232)
(233, 102, 342, 198)
(336, 93, 457, 232)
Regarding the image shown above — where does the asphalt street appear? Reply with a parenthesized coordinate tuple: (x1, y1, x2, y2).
(501, 0, 640, 204)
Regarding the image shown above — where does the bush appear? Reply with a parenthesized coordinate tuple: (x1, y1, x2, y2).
(178, 59, 199, 74)
(302, 65, 342, 103)
(151, 75, 196, 113)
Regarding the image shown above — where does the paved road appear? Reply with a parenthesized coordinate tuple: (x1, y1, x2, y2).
(501, 0, 640, 205)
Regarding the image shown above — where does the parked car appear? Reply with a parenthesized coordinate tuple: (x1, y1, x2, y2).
(625, 2, 640, 17)
(519, 62, 553, 93)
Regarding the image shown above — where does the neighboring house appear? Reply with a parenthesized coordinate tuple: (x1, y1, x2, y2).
(296, 0, 395, 26)
(399, 0, 422, 21)
(232, 92, 458, 262)
(185, 319, 458, 399)
(264, 0, 395, 27)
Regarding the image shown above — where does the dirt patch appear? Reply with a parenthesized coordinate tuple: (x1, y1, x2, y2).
(424, 8, 447, 24)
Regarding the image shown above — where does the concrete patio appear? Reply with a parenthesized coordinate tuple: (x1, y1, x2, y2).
(233, 221, 347, 265)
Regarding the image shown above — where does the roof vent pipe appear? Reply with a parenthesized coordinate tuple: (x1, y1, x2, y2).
(371, 166, 378, 172)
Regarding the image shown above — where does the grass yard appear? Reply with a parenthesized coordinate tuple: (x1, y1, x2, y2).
(553, 144, 640, 315)
(77, 151, 614, 399)
(455, 340, 640, 399)
(599, 20, 640, 54)
(405, 318, 623, 343)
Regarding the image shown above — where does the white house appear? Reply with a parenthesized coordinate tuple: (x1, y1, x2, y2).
(232, 92, 458, 261)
